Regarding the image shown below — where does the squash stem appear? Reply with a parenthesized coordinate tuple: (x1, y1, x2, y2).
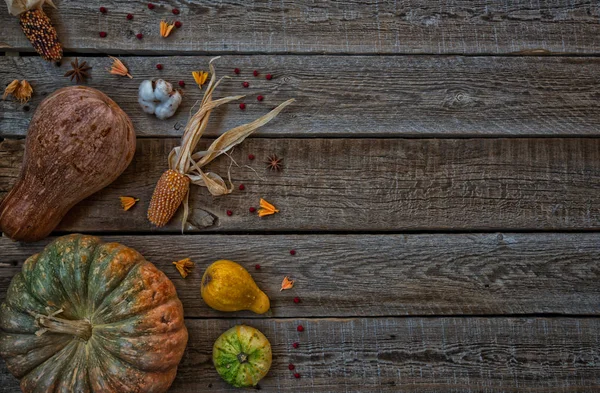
(28, 308, 93, 341)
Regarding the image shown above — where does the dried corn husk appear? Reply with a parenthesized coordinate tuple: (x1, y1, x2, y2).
(5, 0, 55, 16)
(149, 56, 294, 231)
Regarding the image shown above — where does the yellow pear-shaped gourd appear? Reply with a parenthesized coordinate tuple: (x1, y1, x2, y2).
(201, 260, 270, 314)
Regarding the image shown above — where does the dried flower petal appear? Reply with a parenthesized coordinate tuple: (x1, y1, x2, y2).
(173, 257, 195, 278)
(5, 80, 33, 104)
(258, 198, 279, 217)
(160, 20, 175, 38)
(192, 71, 209, 88)
(3, 80, 20, 100)
(119, 196, 139, 211)
(281, 276, 295, 291)
(108, 56, 132, 78)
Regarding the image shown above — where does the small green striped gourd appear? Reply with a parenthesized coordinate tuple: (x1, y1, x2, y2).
(0, 234, 188, 393)
(213, 325, 272, 388)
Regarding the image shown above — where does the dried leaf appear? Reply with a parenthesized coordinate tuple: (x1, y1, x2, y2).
(119, 196, 139, 211)
(258, 198, 279, 217)
(281, 276, 295, 291)
(160, 20, 175, 38)
(173, 258, 194, 278)
(108, 56, 132, 78)
(197, 98, 295, 168)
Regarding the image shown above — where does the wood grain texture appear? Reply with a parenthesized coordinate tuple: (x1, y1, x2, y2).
(3, 55, 600, 137)
(1, 317, 599, 392)
(1, 233, 600, 317)
(1, 1, 600, 55)
(1, 137, 599, 233)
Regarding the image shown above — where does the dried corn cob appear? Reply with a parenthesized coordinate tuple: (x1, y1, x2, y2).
(6, 0, 62, 61)
(148, 169, 190, 227)
(19, 9, 62, 61)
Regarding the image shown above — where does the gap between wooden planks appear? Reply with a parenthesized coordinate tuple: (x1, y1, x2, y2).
(1, 233, 599, 317)
(1, 317, 599, 392)
(0, 138, 598, 233)
(2, 56, 600, 137)
(1, 1, 599, 55)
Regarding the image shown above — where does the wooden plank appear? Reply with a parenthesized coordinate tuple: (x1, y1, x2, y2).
(1, 233, 600, 317)
(1, 137, 599, 233)
(3, 55, 600, 137)
(1, 1, 600, 55)
(1, 317, 599, 392)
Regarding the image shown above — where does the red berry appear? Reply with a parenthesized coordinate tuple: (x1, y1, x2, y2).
(248, 154, 255, 160)
(266, 74, 273, 80)
(294, 373, 301, 379)
(172, 8, 180, 15)
(147, 3, 155, 9)
(255, 264, 261, 270)
(239, 103, 246, 110)
(127, 13, 133, 20)
(99, 7, 107, 13)
(292, 342, 299, 349)
(175, 21, 182, 28)
(178, 80, 185, 87)
(249, 207, 256, 213)
(242, 81, 249, 88)
(290, 250, 296, 256)
(239, 184, 245, 191)
(226, 210, 233, 216)
(293, 297, 300, 304)
(297, 325, 304, 332)
(136, 33, 143, 39)
(257, 95, 264, 101)
(234, 68, 240, 74)
(288, 364, 295, 371)
(156, 64, 163, 70)
(99, 32, 107, 38)
(253, 70, 259, 77)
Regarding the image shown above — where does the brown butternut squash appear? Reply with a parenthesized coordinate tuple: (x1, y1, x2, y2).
(0, 86, 135, 242)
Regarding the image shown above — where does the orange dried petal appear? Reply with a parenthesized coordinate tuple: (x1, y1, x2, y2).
(281, 276, 295, 291)
(192, 71, 209, 88)
(258, 198, 279, 217)
(108, 56, 132, 78)
(3, 80, 19, 100)
(119, 196, 139, 211)
(160, 20, 175, 38)
(173, 258, 195, 278)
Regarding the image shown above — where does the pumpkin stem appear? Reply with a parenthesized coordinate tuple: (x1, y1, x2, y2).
(237, 353, 249, 364)
(28, 308, 93, 341)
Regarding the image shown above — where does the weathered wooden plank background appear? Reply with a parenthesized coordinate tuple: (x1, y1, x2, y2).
(1, 138, 599, 232)
(1, 1, 600, 55)
(2, 0, 600, 392)
(2, 56, 600, 137)
(2, 317, 600, 392)
(1, 234, 600, 317)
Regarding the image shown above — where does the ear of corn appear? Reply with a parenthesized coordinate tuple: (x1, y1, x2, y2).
(147, 169, 190, 227)
(19, 9, 63, 61)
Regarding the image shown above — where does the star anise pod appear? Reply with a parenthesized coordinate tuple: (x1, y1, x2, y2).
(64, 58, 92, 83)
(265, 154, 283, 171)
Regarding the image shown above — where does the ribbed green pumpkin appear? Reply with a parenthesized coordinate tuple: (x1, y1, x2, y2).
(213, 325, 272, 388)
(0, 234, 188, 393)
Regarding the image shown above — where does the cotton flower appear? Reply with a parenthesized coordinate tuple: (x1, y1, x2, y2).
(138, 79, 182, 120)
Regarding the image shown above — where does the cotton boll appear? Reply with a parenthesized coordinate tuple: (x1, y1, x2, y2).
(155, 90, 182, 120)
(154, 79, 173, 102)
(138, 79, 182, 119)
(139, 98, 157, 115)
(139, 80, 155, 102)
